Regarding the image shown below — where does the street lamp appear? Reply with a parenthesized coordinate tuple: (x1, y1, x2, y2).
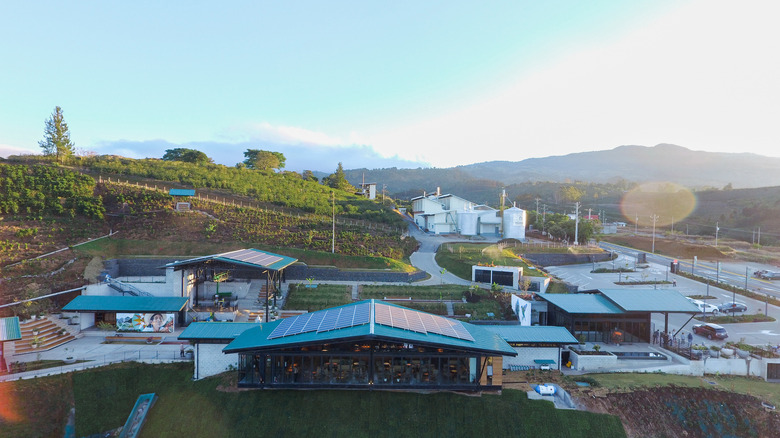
(650, 214, 659, 254)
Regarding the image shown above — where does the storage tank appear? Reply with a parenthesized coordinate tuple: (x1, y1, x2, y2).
(503, 206, 526, 240)
(457, 210, 479, 236)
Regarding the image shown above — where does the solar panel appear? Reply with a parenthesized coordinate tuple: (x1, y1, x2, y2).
(267, 317, 296, 339)
(222, 249, 283, 268)
(286, 312, 313, 336)
(302, 311, 326, 333)
(353, 302, 370, 325)
(389, 305, 409, 330)
(317, 308, 340, 332)
(334, 305, 356, 329)
(404, 309, 427, 334)
(374, 303, 392, 326)
(449, 320, 475, 342)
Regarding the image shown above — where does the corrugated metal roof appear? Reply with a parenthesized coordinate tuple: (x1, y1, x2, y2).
(599, 289, 701, 313)
(223, 300, 516, 356)
(0, 317, 22, 342)
(481, 325, 579, 344)
(538, 293, 624, 314)
(63, 296, 189, 312)
(179, 322, 259, 340)
(169, 189, 195, 196)
(164, 248, 297, 272)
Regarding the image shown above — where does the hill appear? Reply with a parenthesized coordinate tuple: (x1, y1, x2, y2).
(346, 144, 780, 198)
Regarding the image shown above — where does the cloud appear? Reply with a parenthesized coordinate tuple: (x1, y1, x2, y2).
(90, 138, 427, 173)
(0, 144, 40, 158)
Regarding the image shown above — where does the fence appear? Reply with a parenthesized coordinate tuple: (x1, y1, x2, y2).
(0, 349, 193, 383)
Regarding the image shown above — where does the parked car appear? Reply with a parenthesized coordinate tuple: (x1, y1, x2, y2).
(692, 323, 729, 340)
(760, 271, 780, 280)
(686, 297, 719, 314)
(717, 302, 748, 313)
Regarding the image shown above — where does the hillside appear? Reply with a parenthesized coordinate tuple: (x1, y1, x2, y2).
(347, 145, 780, 196)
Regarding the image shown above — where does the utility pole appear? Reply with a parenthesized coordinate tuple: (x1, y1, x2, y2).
(331, 191, 335, 253)
(715, 222, 720, 247)
(542, 204, 547, 234)
(635, 213, 638, 235)
(651, 214, 659, 253)
(758, 227, 761, 245)
(574, 202, 580, 245)
(535, 197, 540, 215)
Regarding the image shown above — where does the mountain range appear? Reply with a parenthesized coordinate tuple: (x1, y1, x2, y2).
(346, 144, 780, 199)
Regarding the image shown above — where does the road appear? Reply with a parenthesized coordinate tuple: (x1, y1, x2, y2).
(547, 245, 780, 349)
(598, 241, 780, 298)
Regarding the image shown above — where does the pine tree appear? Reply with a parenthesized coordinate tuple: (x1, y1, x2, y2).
(39, 106, 74, 163)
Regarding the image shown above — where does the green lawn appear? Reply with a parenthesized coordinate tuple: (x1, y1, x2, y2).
(285, 283, 353, 311)
(436, 243, 547, 280)
(360, 284, 470, 301)
(64, 362, 625, 438)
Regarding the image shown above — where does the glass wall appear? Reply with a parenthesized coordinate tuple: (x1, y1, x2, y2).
(236, 340, 486, 389)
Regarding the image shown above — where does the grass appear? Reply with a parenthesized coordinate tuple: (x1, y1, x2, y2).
(436, 243, 547, 280)
(74, 238, 417, 271)
(0, 373, 73, 438)
(587, 372, 780, 408)
(360, 284, 471, 301)
(453, 301, 502, 320)
(284, 283, 353, 311)
(60, 362, 625, 438)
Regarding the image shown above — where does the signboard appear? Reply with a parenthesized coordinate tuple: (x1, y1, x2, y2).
(116, 313, 175, 333)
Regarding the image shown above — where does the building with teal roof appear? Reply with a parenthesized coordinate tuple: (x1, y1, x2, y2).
(537, 289, 700, 344)
(184, 300, 516, 391)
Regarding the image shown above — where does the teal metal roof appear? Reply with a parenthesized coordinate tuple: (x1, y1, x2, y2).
(179, 322, 259, 340)
(223, 300, 516, 356)
(599, 289, 700, 313)
(164, 248, 298, 272)
(481, 325, 579, 344)
(538, 293, 624, 314)
(169, 189, 195, 196)
(0, 317, 22, 342)
(63, 296, 189, 312)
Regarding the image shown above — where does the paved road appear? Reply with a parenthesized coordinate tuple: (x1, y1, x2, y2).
(405, 217, 482, 286)
(547, 251, 780, 349)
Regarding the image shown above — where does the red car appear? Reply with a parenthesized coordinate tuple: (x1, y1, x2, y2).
(693, 323, 728, 340)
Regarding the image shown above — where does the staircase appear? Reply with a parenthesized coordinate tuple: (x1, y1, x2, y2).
(257, 283, 275, 304)
(106, 275, 154, 297)
(14, 317, 77, 354)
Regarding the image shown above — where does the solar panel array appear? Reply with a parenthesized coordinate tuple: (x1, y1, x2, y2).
(267, 302, 371, 339)
(221, 249, 283, 268)
(374, 303, 474, 342)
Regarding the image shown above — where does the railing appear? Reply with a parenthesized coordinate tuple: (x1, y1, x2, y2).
(106, 275, 155, 297)
(0, 349, 193, 382)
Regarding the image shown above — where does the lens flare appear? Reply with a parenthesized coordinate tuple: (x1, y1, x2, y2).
(619, 182, 696, 227)
(0, 382, 24, 423)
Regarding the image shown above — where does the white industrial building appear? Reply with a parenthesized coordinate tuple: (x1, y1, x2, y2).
(411, 189, 526, 240)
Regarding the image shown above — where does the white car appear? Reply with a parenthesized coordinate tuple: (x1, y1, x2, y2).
(687, 297, 719, 314)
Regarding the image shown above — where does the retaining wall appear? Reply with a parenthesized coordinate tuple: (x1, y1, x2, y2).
(284, 264, 427, 283)
(524, 253, 613, 267)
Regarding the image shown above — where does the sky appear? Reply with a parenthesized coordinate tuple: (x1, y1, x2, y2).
(1, 1, 779, 172)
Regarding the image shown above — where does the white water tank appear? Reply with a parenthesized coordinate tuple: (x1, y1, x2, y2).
(503, 207, 526, 240)
(458, 210, 479, 236)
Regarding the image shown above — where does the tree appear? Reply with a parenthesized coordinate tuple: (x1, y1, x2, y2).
(324, 162, 355, 191)
(242, 149, 286, 171)
(39, 106, 74, 163)
(302, 170, 319, 182)
(162, 148, 213, 164)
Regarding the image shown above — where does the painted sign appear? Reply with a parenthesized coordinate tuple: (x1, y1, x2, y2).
(116, 313, 175, 333)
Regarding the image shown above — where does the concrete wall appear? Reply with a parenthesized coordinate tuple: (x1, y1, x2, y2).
(569, 349, 617, 371)
(285, 265, 427, 283)
(194, 343, 237, 380)
(503, 346, 561, 370)
(524, 253, 613, 267)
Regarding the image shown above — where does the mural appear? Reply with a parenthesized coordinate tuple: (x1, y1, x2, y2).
(116, 313, 175, 333)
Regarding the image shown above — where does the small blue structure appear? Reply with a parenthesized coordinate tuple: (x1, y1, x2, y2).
(119, 393, 158, 438)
